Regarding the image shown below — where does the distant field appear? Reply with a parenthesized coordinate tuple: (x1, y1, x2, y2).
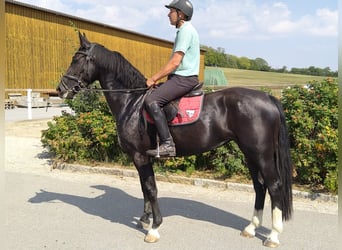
(207, 67, 332, 88)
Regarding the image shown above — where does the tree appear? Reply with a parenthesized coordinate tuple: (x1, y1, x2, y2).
(203, 46, 219, 66)
(216, 47, 228, 67)
(226, 54, 238, 68)
(201, 45, 337, 77)
(203, 46, 229, 67)
(237, 57, 251, 69)
(280, 66, 288, 73)
(250, 57, 270, 71)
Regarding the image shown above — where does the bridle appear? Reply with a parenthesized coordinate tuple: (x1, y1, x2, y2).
(61, 43, 148, 94)
(60, 43, 96, 95)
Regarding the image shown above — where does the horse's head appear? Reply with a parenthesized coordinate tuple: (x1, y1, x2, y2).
(57, 32, 98, 99)
(28, 189, 60, 203)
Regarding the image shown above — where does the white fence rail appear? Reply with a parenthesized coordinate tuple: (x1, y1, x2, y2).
(5, 89, 66, 121)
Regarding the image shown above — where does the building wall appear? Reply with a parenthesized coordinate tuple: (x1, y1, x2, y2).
(5, 1, 205, 92)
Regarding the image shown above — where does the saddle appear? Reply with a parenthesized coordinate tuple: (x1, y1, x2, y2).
(144, 83, 204, 126)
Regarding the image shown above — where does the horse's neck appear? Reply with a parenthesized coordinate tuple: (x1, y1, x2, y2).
(96, 54, 146, 120)
(98, 49, 146, 90)
(100, 78, 144, 121)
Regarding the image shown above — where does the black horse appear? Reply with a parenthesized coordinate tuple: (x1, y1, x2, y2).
(57, 33, 292, 248)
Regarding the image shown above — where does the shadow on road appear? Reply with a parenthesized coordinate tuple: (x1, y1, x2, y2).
(28, 185, 269, 242)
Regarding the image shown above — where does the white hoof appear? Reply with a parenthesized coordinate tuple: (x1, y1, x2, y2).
(241, 224, 256, 238)
(263, 238, 280, 248)
(240, 229, 255, 238)
(144, 228, 160, 243)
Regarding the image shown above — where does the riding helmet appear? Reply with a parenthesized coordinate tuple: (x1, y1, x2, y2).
(165, 0, 194, 20)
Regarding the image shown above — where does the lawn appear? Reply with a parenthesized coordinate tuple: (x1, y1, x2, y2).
(207, 67, 332, 87)
(204, 67, 335, 96)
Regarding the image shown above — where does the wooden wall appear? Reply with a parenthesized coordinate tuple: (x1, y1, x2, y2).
(5, 1, 205, 92)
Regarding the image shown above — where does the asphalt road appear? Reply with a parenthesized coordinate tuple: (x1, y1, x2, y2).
(4, 117, 338, 250)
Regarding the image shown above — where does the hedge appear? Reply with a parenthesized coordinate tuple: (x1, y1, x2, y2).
(281, 78, 338, 193)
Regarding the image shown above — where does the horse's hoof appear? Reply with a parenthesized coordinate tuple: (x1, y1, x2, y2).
(144, 228, 160, 243)
(240, 229, 255, 238)
(263, 238, 280, 248)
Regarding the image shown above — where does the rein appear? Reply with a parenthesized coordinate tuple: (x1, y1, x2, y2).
(85, 87, 148, 93)
(62, 74, 148, 94)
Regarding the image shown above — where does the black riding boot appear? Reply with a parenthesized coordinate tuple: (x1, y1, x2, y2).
(145, 102, 176, 157)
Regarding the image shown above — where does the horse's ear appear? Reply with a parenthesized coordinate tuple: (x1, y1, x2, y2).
(78, 31, 91, 49)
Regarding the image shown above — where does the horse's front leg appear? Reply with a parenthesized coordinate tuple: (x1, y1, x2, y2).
(138, 182, 152, 230)
(134, 154, 163, 243)
(141, 171, 163, 243)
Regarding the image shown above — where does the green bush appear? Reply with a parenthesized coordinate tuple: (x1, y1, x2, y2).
(41, 112, 87, 161)
(281, 78, 338, 193)
(65, 85, 111, 115)
(155, 141, 248, 179)
(41, 91, 129, 164)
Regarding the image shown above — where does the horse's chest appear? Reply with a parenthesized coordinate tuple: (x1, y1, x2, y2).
(116, 121, 143, 151)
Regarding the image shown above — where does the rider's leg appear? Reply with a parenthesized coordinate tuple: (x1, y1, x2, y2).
(144, 75, 199, 157)
(145, 102, 176, 157)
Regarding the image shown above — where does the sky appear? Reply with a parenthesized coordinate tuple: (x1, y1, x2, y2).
(16, 0, 338, 71)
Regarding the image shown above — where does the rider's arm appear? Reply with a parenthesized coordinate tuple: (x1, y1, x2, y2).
(146, 51, 184, 87)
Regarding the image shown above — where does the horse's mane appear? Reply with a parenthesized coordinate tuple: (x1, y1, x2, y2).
(93, 44, 147, 89)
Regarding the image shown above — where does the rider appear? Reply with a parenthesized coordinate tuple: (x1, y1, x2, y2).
(145, 0, 200, 157)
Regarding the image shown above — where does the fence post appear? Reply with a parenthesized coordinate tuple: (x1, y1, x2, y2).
(27, 89, 32, 120)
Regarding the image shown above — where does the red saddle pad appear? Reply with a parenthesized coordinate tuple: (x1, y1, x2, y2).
(145, 95, 204, 126)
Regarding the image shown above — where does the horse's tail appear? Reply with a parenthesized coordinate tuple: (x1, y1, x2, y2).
(269, 95, 293, 221)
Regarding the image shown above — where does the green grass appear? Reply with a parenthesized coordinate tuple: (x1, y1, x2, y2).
(207, 67, 333, 87)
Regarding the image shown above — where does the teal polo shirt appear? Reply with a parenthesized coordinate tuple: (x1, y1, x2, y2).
(172, 22, 200, 76)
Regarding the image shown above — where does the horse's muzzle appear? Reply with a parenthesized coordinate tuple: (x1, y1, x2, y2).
(56, 84, 74, 99)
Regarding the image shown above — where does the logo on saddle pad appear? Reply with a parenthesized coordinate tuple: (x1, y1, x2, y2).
(145, 95, 204, 126)
(186, 110, 196, 118)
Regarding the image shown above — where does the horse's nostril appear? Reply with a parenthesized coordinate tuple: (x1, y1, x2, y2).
(73, 86, 81, 92)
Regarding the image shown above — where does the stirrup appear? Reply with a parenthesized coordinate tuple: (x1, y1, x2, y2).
(156, 140, 160, 158)
(146, 137, 176, 158)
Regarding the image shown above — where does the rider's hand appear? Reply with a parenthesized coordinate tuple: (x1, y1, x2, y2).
(146, 78, 157, 88)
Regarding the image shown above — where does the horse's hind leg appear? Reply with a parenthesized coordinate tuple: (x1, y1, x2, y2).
(263, 173, 284, 248)
(241, 162, 267, 238)
(242, 155, 284, 248)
